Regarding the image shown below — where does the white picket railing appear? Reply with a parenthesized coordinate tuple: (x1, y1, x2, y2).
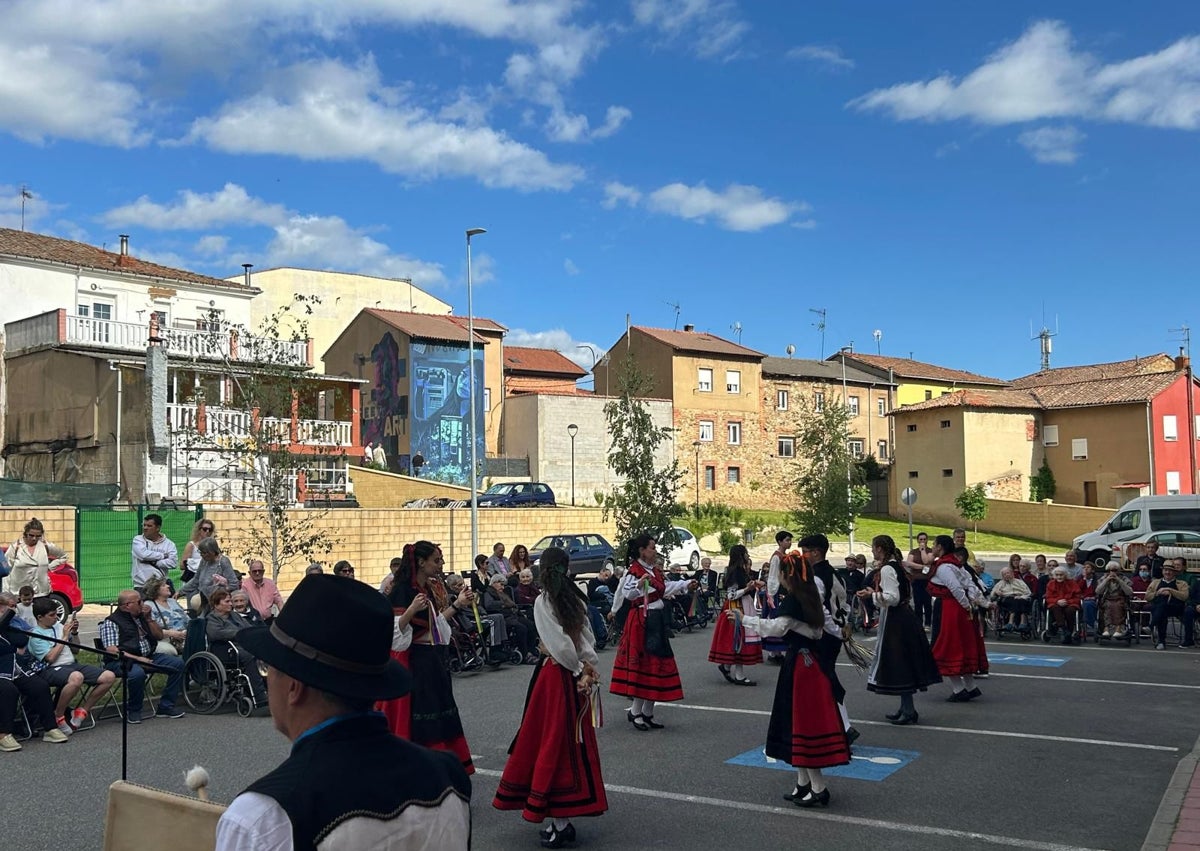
(57, 314, 309, 365)
(168, 404, 351, 447)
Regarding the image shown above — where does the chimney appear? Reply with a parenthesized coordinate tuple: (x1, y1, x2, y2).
(242, 263, 253, 288)
(1176, 347, 1190, 373)
(117, 234, 133, 267)
(683, 323, 695, 332)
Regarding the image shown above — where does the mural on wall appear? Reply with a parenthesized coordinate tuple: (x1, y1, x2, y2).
(363, 333, 483, 486)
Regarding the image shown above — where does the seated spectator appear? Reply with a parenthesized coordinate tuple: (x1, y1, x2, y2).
(230, 590, 264, 625)
(1034, 556, 1051, 600)
(242, 559, 283, 623)
(1096, 564, 1133, 638)
(470, 555, 491, 596)
(587, 565, 617, 612)
(379, 557, 404, 595)
(482, 575, 537, 663)
(1181, 559, 1200, 649)
(486, 542, 511, 578)
(0, 592, 66, 747)
(445, 574, 506, 657)
(179, 537, 240, 611)
(975, 561, 995, 593)
(100, 590, 186, 722)
(1136, 541, 1166, 581)
(14, 586, 35, 625)
(989, 566, 1032, 630)
(1078, 562, 1099, 631)
(1147, 561, 1189, 650)
(333, 560, 356, 579)
(305, 562, 324, 576)
(1063, 551, 1084, 581)
(513, 569, 541, 606)
(1044, 566, 1082, 644)
(29, 599, 116, 732)
(1016, 559, 1039, 598)
(205, 589, 268, 710)
(143, 576, 189, 656)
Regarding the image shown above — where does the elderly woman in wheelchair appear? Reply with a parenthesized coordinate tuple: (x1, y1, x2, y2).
(185, 588, 269, 716)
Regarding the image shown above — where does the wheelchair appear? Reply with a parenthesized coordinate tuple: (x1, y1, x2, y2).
(1041, 604, 1084, 645)
(1094, 595, 1135, 646)
(991, 598, 1033, 640)
(181, 618, 261, 717)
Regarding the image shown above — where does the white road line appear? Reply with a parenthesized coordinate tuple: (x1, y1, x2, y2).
(986, 672, 1200, 690)
(663, 703, 1178, 752)
(472, 768, 1108, 851)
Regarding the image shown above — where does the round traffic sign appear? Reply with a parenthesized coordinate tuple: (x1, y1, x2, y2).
(900, 487, 918, 506)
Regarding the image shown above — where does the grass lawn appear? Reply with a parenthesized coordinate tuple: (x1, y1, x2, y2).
(741, 511, 1068, 554)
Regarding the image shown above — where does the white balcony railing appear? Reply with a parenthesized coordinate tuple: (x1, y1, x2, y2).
(168, 403, 352, 447)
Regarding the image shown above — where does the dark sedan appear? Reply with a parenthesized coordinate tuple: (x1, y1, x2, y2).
(530, 534, 616, 577)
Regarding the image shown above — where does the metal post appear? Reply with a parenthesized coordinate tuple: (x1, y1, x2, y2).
(692, 440, 702, 512)
(567, 423, 578, 506)
(907, 502, 914, 552)
(842, 347, 855, 553)
(465, 228, 486, 564)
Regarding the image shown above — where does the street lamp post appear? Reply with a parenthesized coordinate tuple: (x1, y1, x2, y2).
(692, 440, 702, 513)
(567, 423, 578, 506)
(466, 227, 486, 565)
(840, 346, 855, 553)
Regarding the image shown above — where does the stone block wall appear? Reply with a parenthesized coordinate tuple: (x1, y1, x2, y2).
(0, 507, 76, 557)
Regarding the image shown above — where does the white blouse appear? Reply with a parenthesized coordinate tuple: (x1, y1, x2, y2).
(533, 594, 599, 676)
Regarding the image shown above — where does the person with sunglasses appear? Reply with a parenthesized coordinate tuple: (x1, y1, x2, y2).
(242, 559, 283, 623)
(181, 518, 217, 584)
(333, 561, 356, 579)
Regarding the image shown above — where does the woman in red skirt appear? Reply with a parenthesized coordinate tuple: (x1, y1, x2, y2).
(737, 551, 850, 808)
(708, 544, 763, 685)
(377, 540, 476, 773)
(610, 533, 697, 731)
(927, 535, 982, 702)
(493, 546, 607, 848)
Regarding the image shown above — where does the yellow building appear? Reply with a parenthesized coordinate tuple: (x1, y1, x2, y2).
(236, 267, 452, 373)
(833, 353, 1009, 407)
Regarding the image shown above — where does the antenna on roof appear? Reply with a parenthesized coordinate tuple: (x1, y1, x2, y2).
(19, 185, 33, 231)
(1170, 323, 1192, 360)
(785, 344, 795, 358)
(1030, 310, 1059, 371)
(730, 321, 742, 343)
(872, 329, 882, 355)
(809, 308, 827, 359)
(663, 300, 682, 330)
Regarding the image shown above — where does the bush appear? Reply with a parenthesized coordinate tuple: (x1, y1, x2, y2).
(718, 529, 740, 554)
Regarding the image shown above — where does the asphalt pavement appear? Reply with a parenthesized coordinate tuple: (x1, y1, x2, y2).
(5, 616, 1199, 850)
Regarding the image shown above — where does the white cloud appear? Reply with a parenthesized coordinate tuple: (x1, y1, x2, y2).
(188, 58, 583, 191)
(787, 44, 854, 70)
(546, 104, 633, 142)
(631, 0, 748, 59)
(100, 183, 446, 287)
(468, 253, 497, 285)
(602, 181, 642, 209)
(644, 182, 805, 231)
(504, 327, 604, 371)
(851, 20, 1200, 132)
(1018, 125, 1085, 164)
(564, 258, 580, 275)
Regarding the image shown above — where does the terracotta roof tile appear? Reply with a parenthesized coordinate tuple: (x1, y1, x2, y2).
(836, 352, 1009, 386)
(892, 389, 1041, 413)
(503, 346, 587, 377)
(629, 326, 764, 358)
(0, 227, 253, 291)
(1029, 372, 1180, 408)
(762, 356, 896, 385)
(364, 308, 502, 344)
(1010, 354, 1176, 388)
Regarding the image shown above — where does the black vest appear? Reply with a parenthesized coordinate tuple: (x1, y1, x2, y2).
(244, 713, 471, 849)
(106, 610, 152, 656)
(883, 560, 912, 604)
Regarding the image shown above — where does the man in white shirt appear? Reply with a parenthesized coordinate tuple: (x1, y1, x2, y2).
(131, 514, 178, 591)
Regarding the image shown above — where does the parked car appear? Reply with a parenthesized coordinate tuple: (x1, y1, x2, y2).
(476, 482, 557, 508)
(530, 534, 615, 577)
(1116, 531, 1200, 574)
(659, 526, 703, 571)
(48, 563, 84, 624)
(1073, 495, 1200, 567)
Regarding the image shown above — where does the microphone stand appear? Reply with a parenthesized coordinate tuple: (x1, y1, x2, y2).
(3, 621, 175, 781)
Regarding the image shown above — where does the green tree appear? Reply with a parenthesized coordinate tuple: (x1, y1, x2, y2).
(790, 400, 869, 537)
(1030, 460, 1057, 502)
(600, 355, 683, 557)
(954, 483, 989, 542)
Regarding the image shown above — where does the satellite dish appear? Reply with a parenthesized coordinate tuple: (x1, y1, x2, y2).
(872, 330, 882, 341)
(785, 344, 795, 357)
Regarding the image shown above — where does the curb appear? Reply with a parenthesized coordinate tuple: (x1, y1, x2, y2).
(1143, 728, 1200, 850)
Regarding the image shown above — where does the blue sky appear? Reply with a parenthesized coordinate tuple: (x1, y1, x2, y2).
(3, 1, 1200, 381)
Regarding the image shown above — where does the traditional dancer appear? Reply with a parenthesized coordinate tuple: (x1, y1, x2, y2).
(859, 535, 941, 725)
(708, 544, 763, 685)
(762, 530, 793, 661)
(797, 534, 856, 743)
(927, 535, 982, 702)
(493, 547, 607, 848)
(378, 540, 475, 773)
(737, 551, 850, 808)
(610, 533, 697, 731)
(955, 547, 991, 677)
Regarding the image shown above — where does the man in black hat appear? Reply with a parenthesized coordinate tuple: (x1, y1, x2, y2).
(215, 574, 471, 850)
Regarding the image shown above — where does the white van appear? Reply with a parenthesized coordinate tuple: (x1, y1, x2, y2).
(1072, 495, 1200, 566)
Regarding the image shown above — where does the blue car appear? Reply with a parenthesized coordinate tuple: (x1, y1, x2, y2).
(476, 482, 556, 508)
(530, 534, 616, 577)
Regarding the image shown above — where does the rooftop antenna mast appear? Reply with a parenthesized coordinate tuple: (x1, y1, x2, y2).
(664, 300, 682, 330)
(1170, 323, 1192, 359)
(1030, 312, 1059, 372)
(19, 185, 33, 231)
(872, 329, 882, 355)
(809, 307, 827, 358)
(730, 321, 742, 344)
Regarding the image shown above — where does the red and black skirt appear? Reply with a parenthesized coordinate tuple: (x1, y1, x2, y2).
(609, 606, 684, 702)
(493, 659, 608, 822)
(377, 644, 474, 774)
(707, 604, 763, 666)
(765, 636, 851, 769)
(927, 584, 982, 677)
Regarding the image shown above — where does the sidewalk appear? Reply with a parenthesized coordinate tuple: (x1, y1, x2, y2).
(1143, 734, 1200, 850)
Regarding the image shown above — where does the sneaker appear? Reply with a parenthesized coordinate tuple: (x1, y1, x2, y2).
(42, 728, 69, 744)
(155, 706, 186, 720)
(1113, 628, 1126, 638)
(1104, 627, 1115, 638)
(126, 711, 142, 724)
(70, 709, 89, 729)
(1156, 643, 1166, 650)
(56, 718, 74, 737)
(0, 733, 21, 752)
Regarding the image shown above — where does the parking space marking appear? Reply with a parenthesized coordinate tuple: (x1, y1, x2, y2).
(664, 703, 1178, 752)
(473, 768, 1110, 850)
(987, 672, 1200, 690)
(727, 744, 919, 781)
(989, 653, 1068, 667)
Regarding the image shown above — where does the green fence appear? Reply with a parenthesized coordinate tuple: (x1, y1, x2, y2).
(76, 506, 203, 604)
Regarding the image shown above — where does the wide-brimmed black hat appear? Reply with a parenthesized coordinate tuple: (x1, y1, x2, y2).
(239, 574, 411, 701)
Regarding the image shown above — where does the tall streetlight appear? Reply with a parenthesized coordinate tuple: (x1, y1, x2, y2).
(840, 346, 855, 553)
(466, 227, 486, 564)
(692, 440, 702, 513)
(567, 423, 579, 506)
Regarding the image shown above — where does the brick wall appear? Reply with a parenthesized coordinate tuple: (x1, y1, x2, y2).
(0, 506, 76, 557)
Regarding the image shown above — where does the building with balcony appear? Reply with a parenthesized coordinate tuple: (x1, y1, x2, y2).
(0, 228, 361, 504)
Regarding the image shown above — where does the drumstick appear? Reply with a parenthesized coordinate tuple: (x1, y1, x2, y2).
(185, 765, 211, 802)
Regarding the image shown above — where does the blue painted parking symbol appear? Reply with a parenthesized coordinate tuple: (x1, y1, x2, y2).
(989, 653, 1067, 667)
(726, 745, 919, 782)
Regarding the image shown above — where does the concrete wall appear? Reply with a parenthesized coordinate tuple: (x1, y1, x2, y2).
(1043, 404, 1149, 508)
(963, 410, 1040, 494)
(890, 497, 1113, 547)
(348, 466, 474, 507)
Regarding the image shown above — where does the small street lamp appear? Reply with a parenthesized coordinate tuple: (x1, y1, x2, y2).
(466, 227, 486, 563)
(692, 440, 702, 513)
(567, 423, 578, 506)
